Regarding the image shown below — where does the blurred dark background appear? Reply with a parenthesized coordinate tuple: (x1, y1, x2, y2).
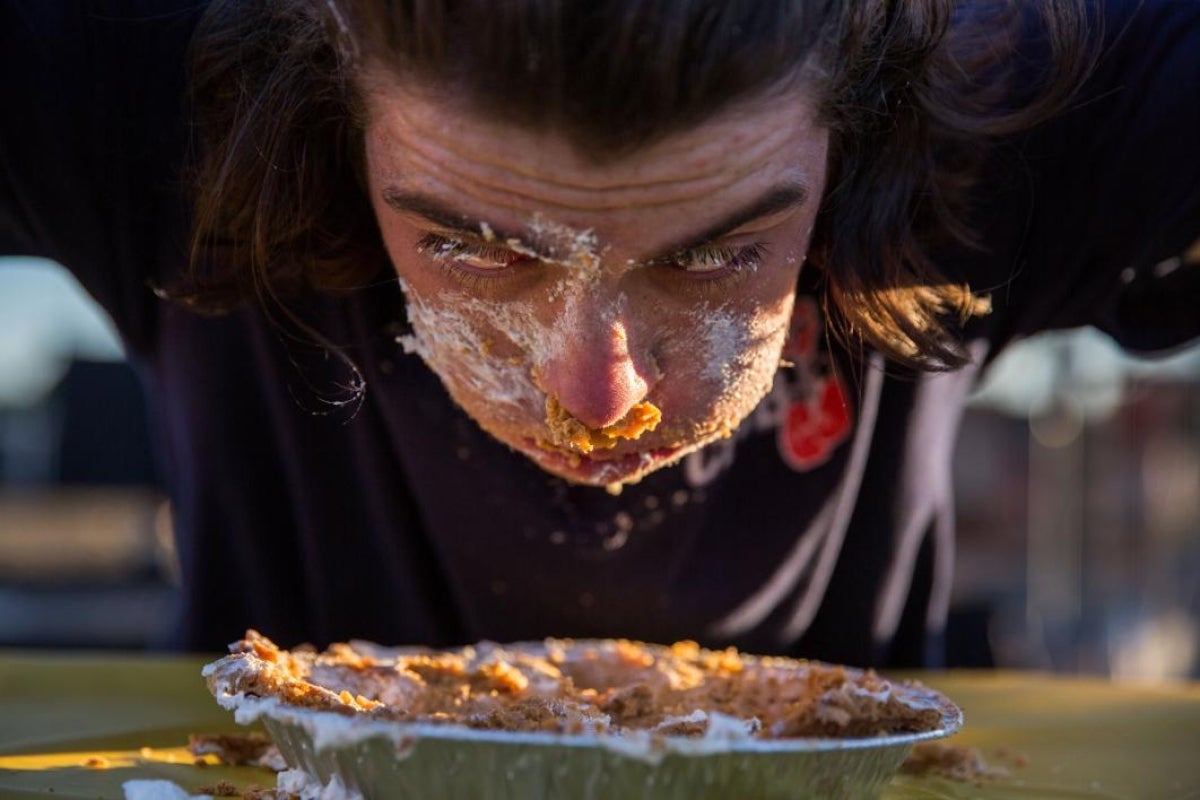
(1, 256, 1197, 678)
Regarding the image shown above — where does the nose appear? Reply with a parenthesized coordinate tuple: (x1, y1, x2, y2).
(535, 312, 657, 431)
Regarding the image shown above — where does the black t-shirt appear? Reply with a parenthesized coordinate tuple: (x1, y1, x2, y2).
(3, 0, 1198, 665)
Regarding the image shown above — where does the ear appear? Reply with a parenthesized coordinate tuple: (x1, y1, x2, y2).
(782, 295, 822, 365)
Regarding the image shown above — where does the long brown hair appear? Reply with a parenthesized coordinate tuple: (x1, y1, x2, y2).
(182, 0, 1094, 370)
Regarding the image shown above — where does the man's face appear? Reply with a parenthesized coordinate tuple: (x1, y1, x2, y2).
(363, 74, 829, 489)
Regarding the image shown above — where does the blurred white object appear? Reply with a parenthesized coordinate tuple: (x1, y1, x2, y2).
(971, 328, 1200, 421)
(121, 780, 202, 800)
(1109, 609, 1199, 682)
(0, 257, 124, 407)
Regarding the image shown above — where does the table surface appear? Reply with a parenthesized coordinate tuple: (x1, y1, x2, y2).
(0, 652, 1197, 799)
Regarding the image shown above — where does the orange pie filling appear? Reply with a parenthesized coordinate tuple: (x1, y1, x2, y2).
(542, 396, 663, 455)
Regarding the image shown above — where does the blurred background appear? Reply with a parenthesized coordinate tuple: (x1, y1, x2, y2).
(0, 255, 1197, 679)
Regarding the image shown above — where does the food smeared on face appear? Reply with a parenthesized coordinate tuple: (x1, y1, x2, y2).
(366, 74, 829, 489)
(542, 395, 662, 455)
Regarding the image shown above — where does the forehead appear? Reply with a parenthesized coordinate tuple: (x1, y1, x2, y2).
(361, 69, 829, 248)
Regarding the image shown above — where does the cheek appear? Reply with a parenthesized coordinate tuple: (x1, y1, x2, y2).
(657, 294, 794, 429)
(376, 209, 547, 422)
(399, 283, 547, 422)
(397, 261, 606, 409)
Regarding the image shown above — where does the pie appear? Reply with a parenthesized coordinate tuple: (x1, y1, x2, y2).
(204, 630, 947, 741)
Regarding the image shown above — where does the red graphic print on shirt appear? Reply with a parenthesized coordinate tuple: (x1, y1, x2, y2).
(778, 372, 853, 470)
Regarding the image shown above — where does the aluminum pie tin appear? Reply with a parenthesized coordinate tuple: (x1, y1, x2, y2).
(207, 645, 962, 800)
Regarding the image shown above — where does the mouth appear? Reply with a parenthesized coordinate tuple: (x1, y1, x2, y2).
(521, 438, 686, 486)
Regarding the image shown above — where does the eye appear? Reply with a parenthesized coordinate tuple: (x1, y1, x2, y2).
(661, 242, 766, 278)
(416, 233, 535, 272)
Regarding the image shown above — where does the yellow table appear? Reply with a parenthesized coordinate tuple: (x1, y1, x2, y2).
(1, 652, 1197, 799)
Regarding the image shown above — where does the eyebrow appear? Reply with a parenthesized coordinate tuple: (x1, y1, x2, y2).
(655, 183, 810, 256)
(381, 181, 810, 260)
(382, 189, 557, 257)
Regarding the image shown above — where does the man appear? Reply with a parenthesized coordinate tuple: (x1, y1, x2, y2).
(2, 0, 1197, 666)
